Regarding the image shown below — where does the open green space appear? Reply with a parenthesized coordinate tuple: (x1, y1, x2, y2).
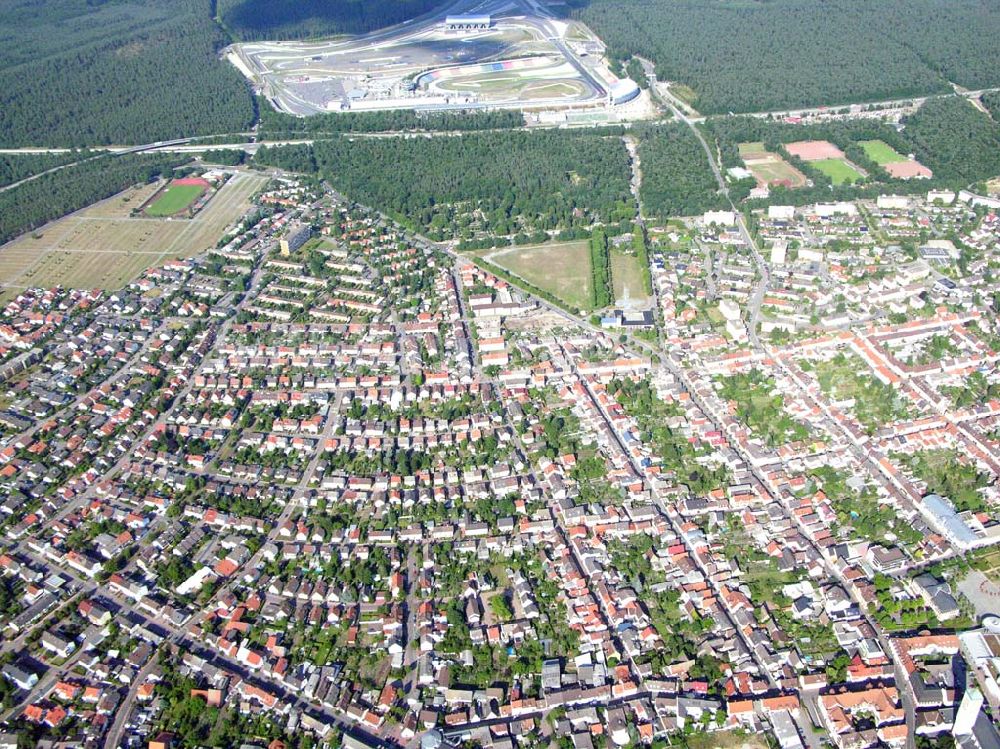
(609, 376, 730, 494)
(753, 160, 805, 186)
(683, 732, 771, 749)
(811, 351, 910, 433)
(971, 547, 1000, 584)
(482, 240, 593, 310)
(738, 142, 766, 158)
(859, 139, 907, 165)
(808, 467, 921, 548)
(895, 449, 992, 513)
(717, 369, 809, 447)
(610, 249, 652, 305)
(739, 142, 807, 187)
(942, 371, 1000, 409)
(145, 184, 206, 217)
(810, 158, 863, 185)
(903, 333, 960, 366)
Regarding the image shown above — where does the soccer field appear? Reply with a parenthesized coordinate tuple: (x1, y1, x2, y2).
(145, 183, 207, 217)
(812, 158, 863, 185)
(739, 142, 806, 187)
(859, 140, 906, 165)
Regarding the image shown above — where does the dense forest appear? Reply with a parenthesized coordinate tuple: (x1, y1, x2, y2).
(898, 98, 1000, 184)
(257, 105, 524, 138)
(568, 0, 1000, 114)
(636, 124, 725, 218)
(253, 131, 635, 239)
(0, 154, 186, 245)
(217, 0, 441, 41)
(984, 91, 1000, 121)
(590, 228, 612, 308)
(0, 0, 254, 147)
(0, 152, 100, 189)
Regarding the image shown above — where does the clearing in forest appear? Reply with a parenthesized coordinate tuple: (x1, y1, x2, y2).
(859, 139, 907, 165)
(785, 139, 845, 161)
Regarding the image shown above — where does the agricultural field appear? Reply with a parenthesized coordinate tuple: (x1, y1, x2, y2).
(738, 142, 806, 188)
(811, 158, 863, 185)
(0, 172, 267, 301)
(480, 240, 593, 310)
(610, 250, 652, 306)
(145, 179, 209, 217)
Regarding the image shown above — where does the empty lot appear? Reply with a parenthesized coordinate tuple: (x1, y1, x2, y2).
(480, 240, 593, 310)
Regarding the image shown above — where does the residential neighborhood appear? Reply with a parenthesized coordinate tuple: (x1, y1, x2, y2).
(0, 173, 997, 749)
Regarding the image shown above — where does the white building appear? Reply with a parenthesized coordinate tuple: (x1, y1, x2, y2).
(703, 210, 736, 226)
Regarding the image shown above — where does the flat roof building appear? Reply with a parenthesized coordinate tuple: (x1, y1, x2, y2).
(280, 223, 312, 256)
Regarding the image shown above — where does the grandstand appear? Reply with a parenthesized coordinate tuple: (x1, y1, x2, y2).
(445, 14, 492, 29)
(609, 78, 640, 105)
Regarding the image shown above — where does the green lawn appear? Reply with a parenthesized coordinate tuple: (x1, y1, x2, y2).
(481, 240, 593, 310)
(718, 369, 809, 447)
(811, 158, 863, 185)
(895, 449, 991, 513)
(610, 250, 652, 304)
(813, 352, 910, 433)
(145, 184, 206, 217)
(859, 139, 906, 165)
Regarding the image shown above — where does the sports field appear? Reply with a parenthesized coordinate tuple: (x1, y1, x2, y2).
(859, 139, 906, 165)
(145, 182, 207, 217)
(811, 158, 863, 185)
(481, 240, 592, 310)
(0, 172, 267, 301)
(785, 140, 845, 161)
(738, 142, 807, 188)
